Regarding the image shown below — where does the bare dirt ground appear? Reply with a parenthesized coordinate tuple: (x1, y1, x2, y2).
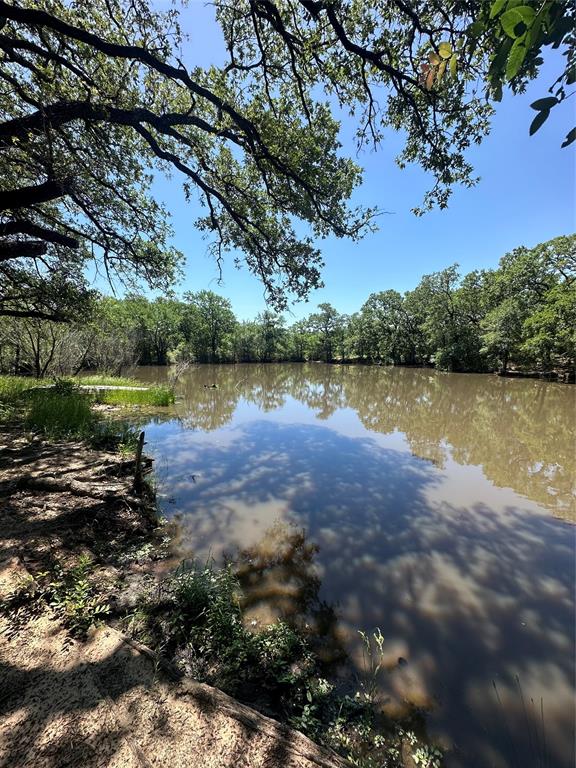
(0, 429, 352, 768)
(0, 427, 156, 570)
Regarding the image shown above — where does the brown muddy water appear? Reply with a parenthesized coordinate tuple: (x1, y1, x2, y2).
(135, 363, 575, 768)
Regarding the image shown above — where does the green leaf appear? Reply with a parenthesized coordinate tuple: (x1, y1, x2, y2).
(490, 36, 513, 78)
(500, 7, 535, 38)
(449, 53, 458, 78)
(529, 109, 550, 135)
(490, 0, 507, 19)
(501, 9, 523, 37)
(561, 127, 576, 148)
(438, 42, 452, 59)
(530, 97, 558, 111)
(437, 59, 447, 82)
(514, 5, 536, 24)
(548, 16, 574, 46)
(527, 10, 545, 48)
(506, 36, 528, 79)
(467, 20, 484, 38)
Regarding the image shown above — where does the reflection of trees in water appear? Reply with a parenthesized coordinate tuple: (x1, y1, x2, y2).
(169, 363, 574, 513)
(175, 365, 239, 430)
(157, 418, 575, 768)
(233, 522, 345, 665)
(344, 367, 575, 513)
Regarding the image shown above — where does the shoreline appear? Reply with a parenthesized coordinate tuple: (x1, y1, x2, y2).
(0, 423, 427, 768)
(0, 427, 354, 768)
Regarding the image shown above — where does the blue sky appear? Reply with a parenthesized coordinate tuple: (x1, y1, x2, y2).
(141, 2, 575, 321)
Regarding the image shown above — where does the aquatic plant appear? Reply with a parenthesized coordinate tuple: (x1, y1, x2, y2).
(93, 385, 174, 407)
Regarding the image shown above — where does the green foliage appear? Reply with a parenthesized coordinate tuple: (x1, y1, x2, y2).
(75, 374, 141, 387)
(46, 555, 110, 635)
(90, 420, 140, 453)
(1, 234, 572, 378)
(94, 386, 174, 407)
(127, 560, 313, 693)
(308, 303, 346, 362)
(51, 378, 78, 396)
(2, 0, 571, 325)
(25, 389, 95, 437)
(5, 373, 171, 442)
(4, 555, 109, 637)
(482, 0, 574, 144)
(125, 559, 442, 766)
(1, 0, 373, 318)
(0, 374, 38, 408)
(180, 291, 237, 363)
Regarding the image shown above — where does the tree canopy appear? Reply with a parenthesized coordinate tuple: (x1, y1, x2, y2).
(1, 0, 573, 321)
(2, 234, 573, 379)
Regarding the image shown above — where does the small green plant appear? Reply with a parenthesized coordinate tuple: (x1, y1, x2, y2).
(413, 744, 443, 768)
(0, 375, 38, 419)
(358, 627, 386, 702)
(126, 560, 314, 694)
(3, 555, 109, 637)
(46, 555, 110, 635)
(90, 419, 140, 452)
(121, 559, 445, 768)
(51, 377, 78, 396)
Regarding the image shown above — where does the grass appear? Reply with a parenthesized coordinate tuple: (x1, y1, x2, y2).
(25, 389, 96, 437)
(94, 386, 174, 407)
(0, 374, 173, 436)
(90, 419, 141, 452)
(125, 559, 442, 768)
(127, 559, 316, 697)
(73, 374, 142, 386)
(0, 374, 39, 407)
(21, 387, 145, 449)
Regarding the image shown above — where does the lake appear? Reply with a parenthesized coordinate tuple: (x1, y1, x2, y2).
(135, 363, 575, 768)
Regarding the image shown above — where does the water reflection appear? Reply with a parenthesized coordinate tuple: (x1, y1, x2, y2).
(138, 364, 575, 516)
(234, 522, 345, 665)
(136, 364, 575, 768)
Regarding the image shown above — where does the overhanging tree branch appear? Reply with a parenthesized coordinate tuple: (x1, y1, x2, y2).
(0, 240, 47, 260)
(0, 220, 79, 248)
(0, 179, 70, 212)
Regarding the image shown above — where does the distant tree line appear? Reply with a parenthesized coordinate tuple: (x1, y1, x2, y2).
(1, 234, 574, 379)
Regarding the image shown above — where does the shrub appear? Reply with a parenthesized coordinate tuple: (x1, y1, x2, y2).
(127, 560, 314, 693)
(124, 559, 443, 767)
(90, 420, 140, 452)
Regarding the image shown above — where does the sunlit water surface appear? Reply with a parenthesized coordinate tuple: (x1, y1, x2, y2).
(134, 364, 575, 768)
